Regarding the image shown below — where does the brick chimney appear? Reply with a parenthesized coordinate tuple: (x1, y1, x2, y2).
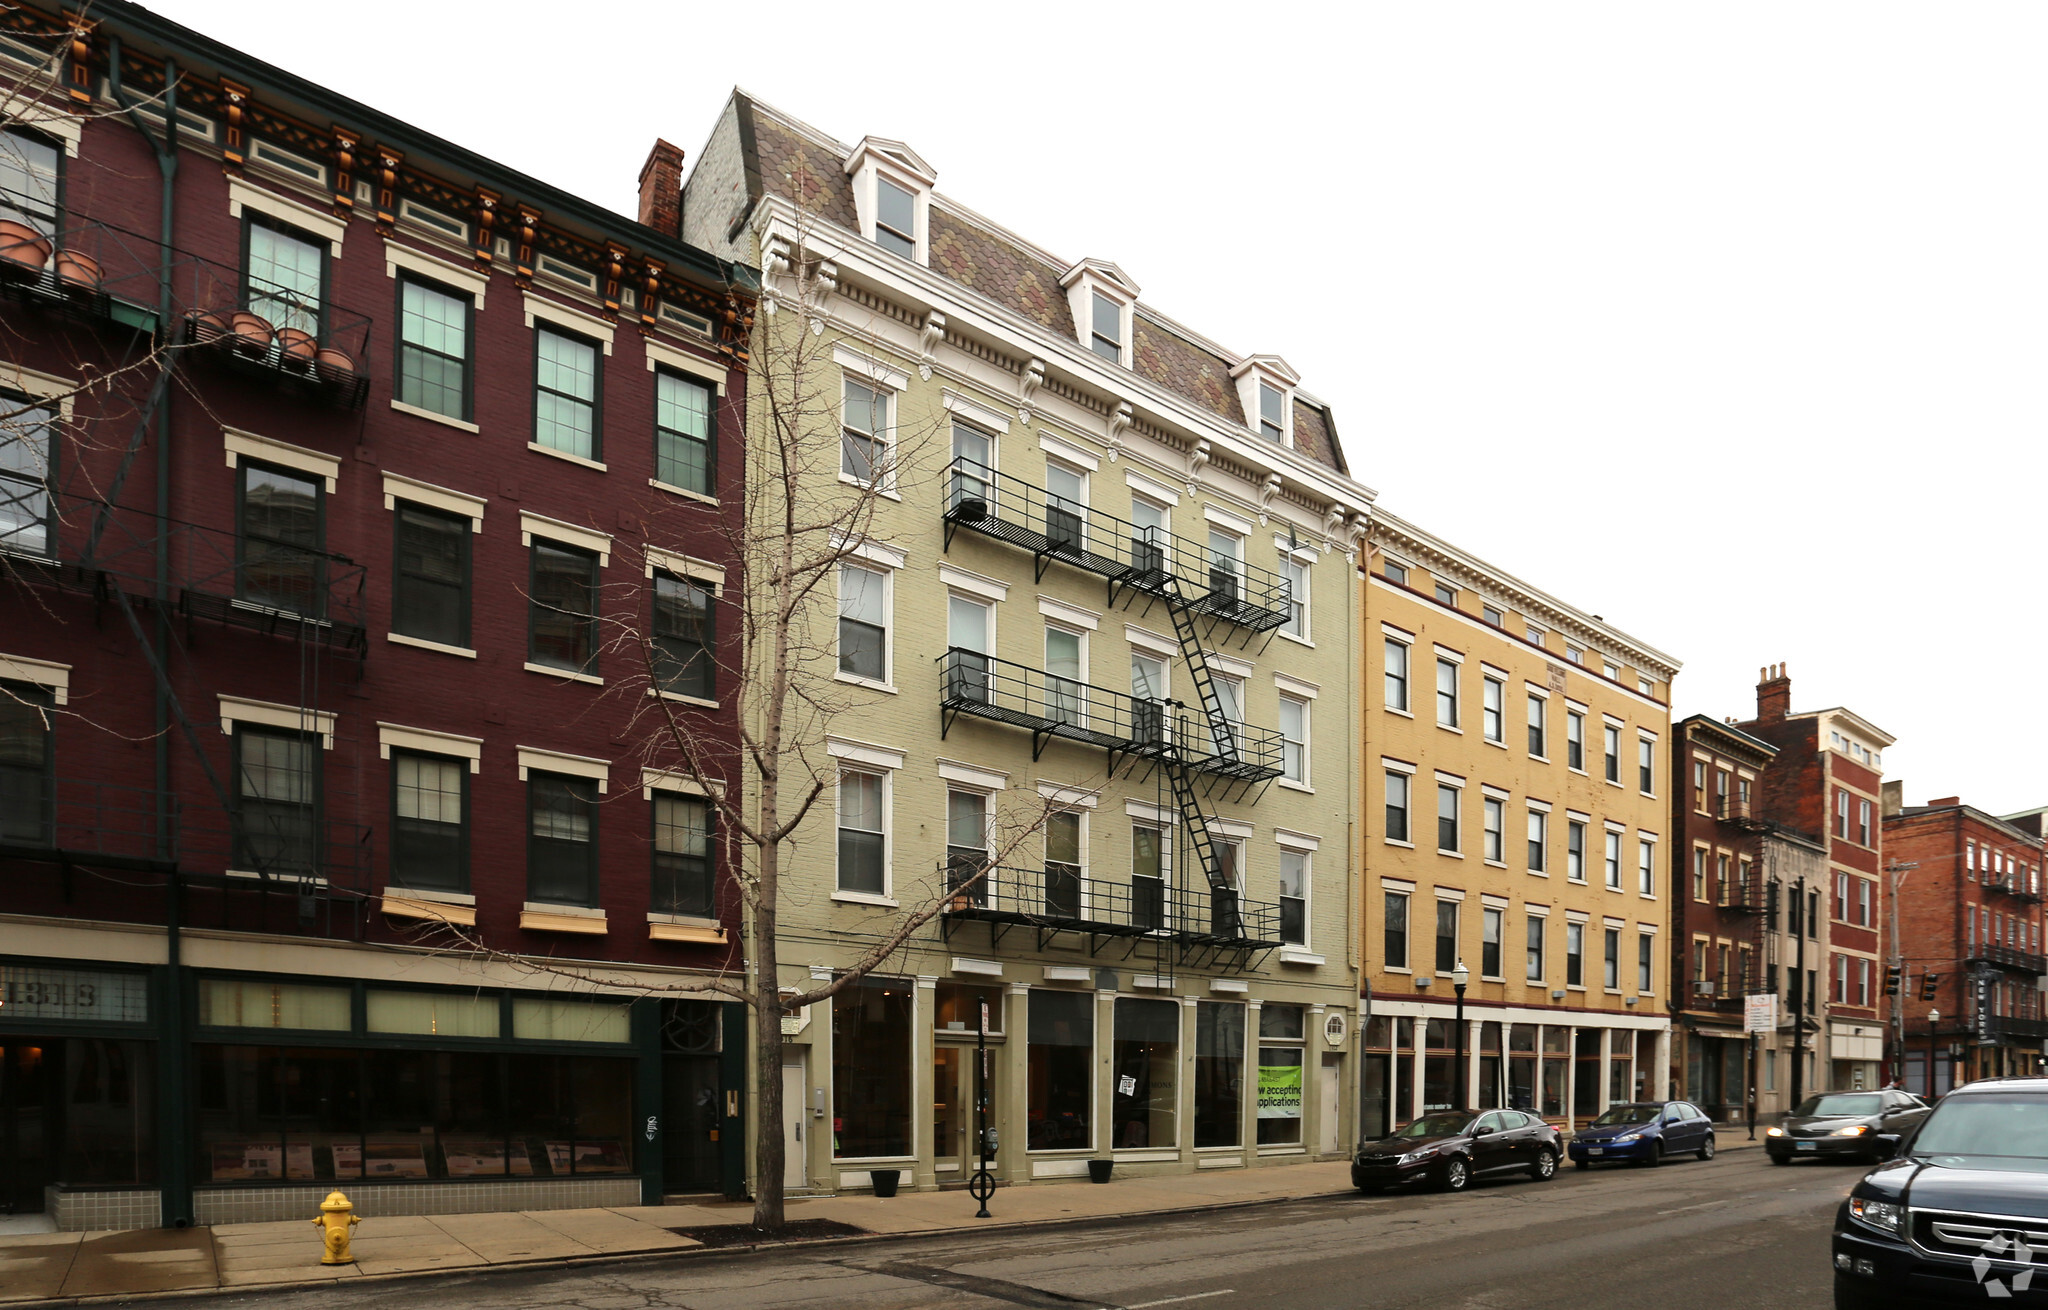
(1755, 662, 1790, 724)
(637, 138, 686, 238)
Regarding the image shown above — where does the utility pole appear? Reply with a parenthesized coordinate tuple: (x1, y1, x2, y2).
(1791, 874, 1807, 1111)
(1886, 861, 1918, 1086)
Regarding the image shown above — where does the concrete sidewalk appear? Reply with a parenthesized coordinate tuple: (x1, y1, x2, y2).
(0, 1139, 1770, 1305)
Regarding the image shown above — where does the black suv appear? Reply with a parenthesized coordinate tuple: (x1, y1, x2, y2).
(1835, 1077, 2048, 1307)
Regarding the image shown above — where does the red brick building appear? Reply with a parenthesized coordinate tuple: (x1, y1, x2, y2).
(1737, 665, 1894, 1095)
(1881, 795, 2046, 1095)
(0, 3, 751, 1227)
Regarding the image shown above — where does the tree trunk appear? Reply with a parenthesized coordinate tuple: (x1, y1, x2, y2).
(751, 884, 786, 1227)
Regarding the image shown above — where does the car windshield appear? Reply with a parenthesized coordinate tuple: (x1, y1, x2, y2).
(1394, 1113, 1474, 1138)
(1912, 1095, 2048, 1162)
(1795, 1094, 1882, 1117)
(1590, 1105, 1659, 1127)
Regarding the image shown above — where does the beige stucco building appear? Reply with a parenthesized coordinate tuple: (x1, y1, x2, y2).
(1359, 511, 1680, 1134)
(680, 95, 1375, 1194)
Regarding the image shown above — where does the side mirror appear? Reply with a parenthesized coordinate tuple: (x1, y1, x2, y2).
(1469, 1125, 1490, 1137)
(1873, 1133, 1902, 1159)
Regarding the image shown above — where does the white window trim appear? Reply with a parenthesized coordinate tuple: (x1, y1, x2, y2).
(936, 758, 1010, 793)
(1124, 468, 1180, 506)
(0, 654, 68, 704)
(645, 545, 725, 592)
(941, 387, 1011, 434)
(1278, 692, 1311, 788)
(382, 472, 486, 530)
(831, 343, 913, 393)
(1037, 781, 1101, 809)
(224, 427, 339, 492)
(834, 765, 896, 903)
(1038, 595, 1100, 632)
(1273, 672, 1319, 700)
(219, 696, 336, 749)
(645, 338, 727, 393)
(516, 746, 610, 791)
(839, 558, 897, 693)
(523, 291, 615, 354)
(518, 512, 611, 568)
(1125, 624, 1180, 660)
(376, 722, 483, 772)
(932, 564, 1008, 605)
(1040, 431, 1100, 473)
(229, 179, 346, 255)
(1202, 503, 1255, 537)
(639, 768, 723, 800)
(384, 239, 488, 308)
(825, 735, 907, 772)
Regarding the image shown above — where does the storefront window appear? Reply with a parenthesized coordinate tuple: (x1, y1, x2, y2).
(1574, 1029, 1601, 1118)
(1541, 1026, 1566, 1117)
(1257, 1004, 1305, 1145)
(511, 998, 631, 1043)
(1422, 1018, 1452, 1113)
(60, 1039, 155, 1185)
(935, 982, 1003, 1036)
(1194, 1000, 1244, 1147)
(832, 976, 913, 1158)
(1478, 1022, 1503, 1109)
(1506, 1023, 1536, 1113)
(1027, 990, 1093, 1150)
(198, 979, 350, 1031)
(367, 990, 499, 1038)
(1608, 1033, 1633, 1106)
(1113, 997, 1179, 1149)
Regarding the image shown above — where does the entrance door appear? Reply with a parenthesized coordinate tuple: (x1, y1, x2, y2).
(0, 1042, 54, 1214)
(781, 1061, 807, 1189)
(1318, 1055, 1341, 1154)
(935, 1045, 996, 1171)
(662, 1055, 721, 1194)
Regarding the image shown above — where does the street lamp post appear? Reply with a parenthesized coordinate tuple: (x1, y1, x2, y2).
(1452, 960, 1470, 1108)
(1928, 1010, 1941, 1099)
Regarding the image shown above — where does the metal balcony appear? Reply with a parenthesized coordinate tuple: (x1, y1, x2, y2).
(2, 491, 367, 658)
(1983, 874, 2044, 905)
(937, 863, 1284, 960)
(941, 458, 1292, 633)
(1987, 1015, 2048, 1041)
(1967, 943, 2048, 976)
(1714, 793, 1771, 832)
(936, 648, 1282, 782)
(1718, 876, 1770, 915)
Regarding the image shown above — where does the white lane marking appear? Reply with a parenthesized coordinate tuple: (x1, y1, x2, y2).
(1124, 1293, 1238, 1309)
(1657, 1199, 1735, 1216)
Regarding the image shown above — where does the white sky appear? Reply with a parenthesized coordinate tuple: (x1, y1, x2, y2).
(157, 1, 2045, 815)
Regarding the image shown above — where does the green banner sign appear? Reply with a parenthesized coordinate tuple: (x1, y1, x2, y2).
(1257, 1063, 1302, 1119)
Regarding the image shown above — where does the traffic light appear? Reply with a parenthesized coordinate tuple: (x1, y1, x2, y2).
(1885, 963, 1903, 996)
(1920, 971, 1940, 1002)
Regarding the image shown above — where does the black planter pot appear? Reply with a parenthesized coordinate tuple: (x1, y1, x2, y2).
(1087, 1159, 1114, 1184)
(869, 1168, 901, 1198)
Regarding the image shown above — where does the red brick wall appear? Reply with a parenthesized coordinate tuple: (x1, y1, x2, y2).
(2, 114, 746, 971)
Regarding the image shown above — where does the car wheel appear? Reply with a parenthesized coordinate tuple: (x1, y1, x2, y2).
(1641, 1140, 1662, 1167)
(1573, 1158, 1590, 1171)
(1438, 1156, 1471, 1192)
(1770, 1153, 1791, 1166)
(1698, 1135, 1716, 1162)
(1832, 1273, 1887, 1310)
(1530, 1148, 1558, 1181)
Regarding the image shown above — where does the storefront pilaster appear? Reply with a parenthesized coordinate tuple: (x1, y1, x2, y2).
(914, 976, 938, 1191)
(1179, 996, 1198, 1169)
(1002, 984, 1028, 1182)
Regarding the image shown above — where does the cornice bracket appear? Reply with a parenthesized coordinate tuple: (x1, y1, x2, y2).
(919, 311, 946, 380)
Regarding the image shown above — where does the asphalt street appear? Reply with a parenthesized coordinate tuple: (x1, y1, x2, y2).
(197, 1150, 1860, 1310)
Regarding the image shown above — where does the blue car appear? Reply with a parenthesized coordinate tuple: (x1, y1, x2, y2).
(1567, 1100, 1718, 1169)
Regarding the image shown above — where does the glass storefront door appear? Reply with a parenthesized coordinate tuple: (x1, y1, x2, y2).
(0, 1041, 53, 1214)
(934, 1044, 995, 1169)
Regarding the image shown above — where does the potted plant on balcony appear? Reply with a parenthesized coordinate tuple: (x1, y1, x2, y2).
(0, 220, 50, 272)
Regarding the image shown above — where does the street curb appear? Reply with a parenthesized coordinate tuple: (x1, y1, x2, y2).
(18, 1142, 1778, 1306)
(12, 1185, 1370, 1308)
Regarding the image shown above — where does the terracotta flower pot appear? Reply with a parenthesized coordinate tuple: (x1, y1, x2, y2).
(275, 327, 318, 363)
(228, 311, 274, 355)
(314, 346, 355, 383)
(186, 309, 230, 345)
(55, 250, 102, 291)
(0, 220, 51, 271)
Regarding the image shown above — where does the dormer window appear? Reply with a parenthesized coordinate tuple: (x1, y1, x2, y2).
(875, 177, 917, 259)
(1090, 292, 1122, 361)
(1258, 382, 1286, 443)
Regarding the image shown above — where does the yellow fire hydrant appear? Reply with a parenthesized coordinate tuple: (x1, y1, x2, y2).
(312, 1191, 360, 1265)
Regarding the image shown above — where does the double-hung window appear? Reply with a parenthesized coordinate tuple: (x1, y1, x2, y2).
(1437, 784, 1460, 853)
(652, 792, 713, 917)
(1603, 724, 1621, 783)
(1527, 809, 1547, 872)
(392, 503, 468, 648)
(397, 277, 470, 419)
(528, 771, 598, 905)
(1639, 934, 1655, 992)
(1384, 891, 1409, 969)
(1090, 291, 1122, 362)
(1527, 694, 1545, 756)
(1279, 554, 1309, 638)
(245, 217, 324, 337)
(1257, 381, 1285, 443)
(1567, 820, 1586, 882)
(1567, 710, 1585, 771)
(1278, 850, 1308, 945)
(841, 377, 890, 484)
(1384, 771, 1410, 843)
(391, 750, 466, 892)
(1604, 830, 1623, 890)
(1383, 560, 1408, 585)
(529, 541, 599, 674)
(1526, 915, 1546, 981)
(837, 563, 888, 682)
(1044, 811, 1082, 919)
(1435, 900, 1458, 973)
(873, 176, 917, 257)
(238, 462, 324, 617)
(1566, 921, 1585, 987)
(1278, 695, 1308, 785)
(1638, 738, 1655, 793)
(534, 327, 601, 460)
(1132, 825, 1166, 931)
(1604, 929, 1621, 990)
(1385, 639, 1410, 712)
(233, 725, 319, 878)
(655, 369, 714, 495)
(1638, 839, 1656, 897)
(1481, 676, 1504, 743)
(836, 770, 885, 894)
(0, 391, 54, 556)
(0, 680, 53, 846)
(0, 128, 62, 239)
(653, 573, 715, 699)
(1482, 906, 1503, 978)
(1436, 658, 1459, 728)
(1483, 796, 1505, 862)
(945, 789, 990, 905)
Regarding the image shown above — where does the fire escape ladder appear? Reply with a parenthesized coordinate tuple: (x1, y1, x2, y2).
(1157, 578, 1232, 893)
